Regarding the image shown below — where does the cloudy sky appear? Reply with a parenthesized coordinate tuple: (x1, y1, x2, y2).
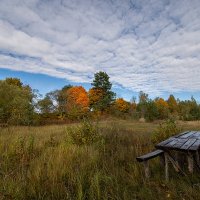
(0, 0, 200, 101)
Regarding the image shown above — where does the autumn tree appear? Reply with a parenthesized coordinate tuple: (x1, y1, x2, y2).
(127, 96, 137, 118)
(167, 95, 178, 114)
(115, 98, 129, 113)
(5, 77, 23, 88)
(90, 71, 115, 112)
(155, 98, 169, 119)
(137, 91, 149, 118)
(88, 88, 105, 110)
(66, 86, 89, 119)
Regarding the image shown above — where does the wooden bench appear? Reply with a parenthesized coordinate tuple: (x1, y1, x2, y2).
(136, 149, 164, 178)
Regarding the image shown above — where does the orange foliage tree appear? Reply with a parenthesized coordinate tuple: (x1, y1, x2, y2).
(115, 98, 129, 113)
(155, 98, 169, 119)
(66, 86, 89, 119)
(88, 88, 105, 109)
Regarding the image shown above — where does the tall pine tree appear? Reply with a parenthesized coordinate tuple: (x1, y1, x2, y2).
(89, 71, 115, 112)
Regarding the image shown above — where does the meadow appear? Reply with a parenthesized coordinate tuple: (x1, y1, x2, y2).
(1, 120, 200, 200)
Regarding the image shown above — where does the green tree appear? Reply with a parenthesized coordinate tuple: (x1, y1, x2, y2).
(189, 96, 200, 120)
(37, 95, 55, 114)
(0, 78, 35, 125)
(177, 97, 200, 120)
(38, 85, 73, 120)
(92, 71, 112, 91)
(57, 85, 72, 114)
(178, 100, 191, 120)
(90, 71, 115, 112)
(145, 100, 159, 121)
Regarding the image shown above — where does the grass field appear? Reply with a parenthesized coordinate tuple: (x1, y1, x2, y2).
(1, 120, 200, 199)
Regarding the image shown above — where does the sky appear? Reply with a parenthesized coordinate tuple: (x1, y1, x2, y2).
(0, 0, 200, 101)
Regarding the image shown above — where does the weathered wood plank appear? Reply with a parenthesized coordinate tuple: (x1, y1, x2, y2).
(188, 139, 200, 151)
(155, 131, 200, 151)
(172, 142, 186, 149)
(178, 131, 197, 139)
(165, 139, 178, 147)
(158, 138, 188, 150)
(180, 139, 196, 150)
(174, 131, 190, 138)
(136, 150, 164, 162)
(192, 131, 200, 139)
(171, 139, 187, 149)
(155, 137, 174, 148)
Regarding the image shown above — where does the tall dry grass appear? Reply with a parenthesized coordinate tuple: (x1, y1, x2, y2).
(0, 120, 200, 199)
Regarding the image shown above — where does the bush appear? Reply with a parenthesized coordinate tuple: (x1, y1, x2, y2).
(151, 119, 182, 144)
(67, 119, 101, 145)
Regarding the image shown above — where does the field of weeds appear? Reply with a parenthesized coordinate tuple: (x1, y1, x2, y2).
(1, 120, 200, 199)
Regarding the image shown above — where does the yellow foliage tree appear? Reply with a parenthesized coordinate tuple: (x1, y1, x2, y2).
(167, 95, 178, 114)
(115, 98, 129, 113)
(155, 98, 169, 119)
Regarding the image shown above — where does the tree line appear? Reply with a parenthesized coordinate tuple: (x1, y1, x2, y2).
(1, 71, 200, 125)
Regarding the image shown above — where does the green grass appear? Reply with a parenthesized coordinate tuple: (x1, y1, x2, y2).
(1, 120, 200, 199)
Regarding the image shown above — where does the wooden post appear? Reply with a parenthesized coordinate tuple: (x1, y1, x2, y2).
(187, 152, 193, 173)
(143, 161, 150, 179)
(164, 152, 169, 181)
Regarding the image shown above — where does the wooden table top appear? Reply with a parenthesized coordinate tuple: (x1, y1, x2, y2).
(155, 131, 200, 152)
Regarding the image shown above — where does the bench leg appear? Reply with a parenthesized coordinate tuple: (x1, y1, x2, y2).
(187, 152, 193, 173)
(164, 152, 169, 181)
(143, 161, 150, 179)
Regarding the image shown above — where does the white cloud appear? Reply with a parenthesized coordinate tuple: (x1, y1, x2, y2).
(0, 0, 200, 96)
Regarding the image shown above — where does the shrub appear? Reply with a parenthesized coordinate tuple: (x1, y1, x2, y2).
(151, 119, 182, 144)
(67, 119, 101, 145)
